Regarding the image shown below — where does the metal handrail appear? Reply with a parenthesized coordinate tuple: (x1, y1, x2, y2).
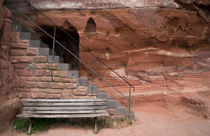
(7, 0, 135, 120)
(23, 0, 135, 92)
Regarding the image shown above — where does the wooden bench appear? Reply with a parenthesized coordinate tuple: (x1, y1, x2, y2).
(17, 99, 110, 134)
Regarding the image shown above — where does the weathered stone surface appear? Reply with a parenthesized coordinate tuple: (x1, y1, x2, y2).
(0, 1, 19, 133)
(31, 0, 180, 10)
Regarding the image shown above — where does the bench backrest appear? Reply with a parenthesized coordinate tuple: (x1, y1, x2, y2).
(20, 99, 109, 118)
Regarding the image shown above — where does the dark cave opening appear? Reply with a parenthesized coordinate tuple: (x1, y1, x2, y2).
(39, 20, 80, 69)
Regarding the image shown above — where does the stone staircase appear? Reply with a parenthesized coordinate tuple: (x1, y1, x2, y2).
(10, 23, 128, 117)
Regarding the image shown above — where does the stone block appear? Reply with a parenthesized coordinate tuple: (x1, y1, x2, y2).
(19, 56, 33, 63)
(11, 43, 29, 49)
(24, 77, 39, 82)
(57, 63, 69, 71)
(31, 92, 47, 99)
(48, 56, 64, 63)
(40, 76, 52, 82)
(40, 89, 62, 94)
(17, 70, 33, 77)
(25, 82, 37, 88)
(47, 94, 62, 99)
(69, 70, 79, 78)
(14, 64, 25, 69)
(26, 48, 38, 56)
(10, 49, 26, 56)
(38, 48, 50, 55)
(73, 86, 87, 96)
(64, 83, 77, 89)
(10, 56, 19, 63)
(34, 70, 51, 76)
(37, 82, 49, 88)
(77, 77, 88, 86)
(19, 32, 31, 40)
(49, 83, 65, 89)
(88, 84, 98, 94)
(62, 78, 77, 83)
(107, 100, 121, 108)
(33, 56, 48, 63)
(97, 92, 107, 98)
(114, 107, 128, 116)
(53, 71, 69, 77)
(29, 40, 40, 47)
(35, 63, 57, 70)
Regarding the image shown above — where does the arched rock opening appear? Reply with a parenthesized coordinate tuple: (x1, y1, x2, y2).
(40, 20, 80, 69)
(85, 17, 96, 35)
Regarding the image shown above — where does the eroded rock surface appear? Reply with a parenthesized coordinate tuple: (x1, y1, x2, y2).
(12, 0, 210, 96)
(0, 0, 20, 133)
(25, 7, 210, 96)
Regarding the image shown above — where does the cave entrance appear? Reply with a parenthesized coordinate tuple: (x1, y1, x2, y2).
(40, 21, 80, 69)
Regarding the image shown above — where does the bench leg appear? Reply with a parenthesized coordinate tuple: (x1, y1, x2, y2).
(27, 118, 32, 135)
(94, 117, 98, 134)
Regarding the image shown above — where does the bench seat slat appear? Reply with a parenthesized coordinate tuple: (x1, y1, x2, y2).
(23, 110, 108, 114)
(23, 99, 107, 102)
(23, 106, 108, 111)
(23, 102, 106, 107)
(17, 113, 110, 118)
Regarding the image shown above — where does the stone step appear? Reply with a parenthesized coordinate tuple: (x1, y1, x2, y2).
(107, 99, 122, 108)
(69, 70, 79, 78)
(38, 48, 52, 56)
(114, 107, 128, 116)
(88, 84, 98, 94)
(29, 40, 41, 47)
(19, 32, 31, 40)
(57, 63, 70, 71)
(48, 55, 64, 63)
(30, 40, 50, 47)
(97, 91, 107, 99)
(77, 77, 88, 86)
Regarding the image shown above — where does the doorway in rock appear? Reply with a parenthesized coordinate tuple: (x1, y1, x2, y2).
(40, 20, 80, 69)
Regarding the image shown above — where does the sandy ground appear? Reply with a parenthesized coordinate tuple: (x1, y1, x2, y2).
(2, 92, 210, 136)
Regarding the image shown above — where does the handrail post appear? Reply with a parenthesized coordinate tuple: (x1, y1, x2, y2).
(129, 85, 132, 122)
(51, 25, 56, 81)
(91, 55, 95, 93)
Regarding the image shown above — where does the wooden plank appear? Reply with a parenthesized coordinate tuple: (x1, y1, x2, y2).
(17, 113, 110, 118)
(23, 106, 108, 111)
(23, 99, 107, 102)
(23, 102, 106, 107)
(23, 110, 108, 114)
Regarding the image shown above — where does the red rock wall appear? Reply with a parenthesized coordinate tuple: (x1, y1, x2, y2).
(14, 0, 210, 98)
(0, 0, 20, 133)
(30, 7, 210, 97)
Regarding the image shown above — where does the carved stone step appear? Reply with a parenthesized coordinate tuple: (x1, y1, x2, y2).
(29, 40, 41, 47)
(48, 55, 64, 63)
(57, 63, 70, 71)
(114, 107, 128, 116)
(19, 32, 31, 40)
(69, 70, 79, 78)
(97, 91, 107, 99)
(77, 77, 88, 86)
(38, 48, 52, 55)
(88, 84, 98, 94)
(107, 99, 122, 108)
